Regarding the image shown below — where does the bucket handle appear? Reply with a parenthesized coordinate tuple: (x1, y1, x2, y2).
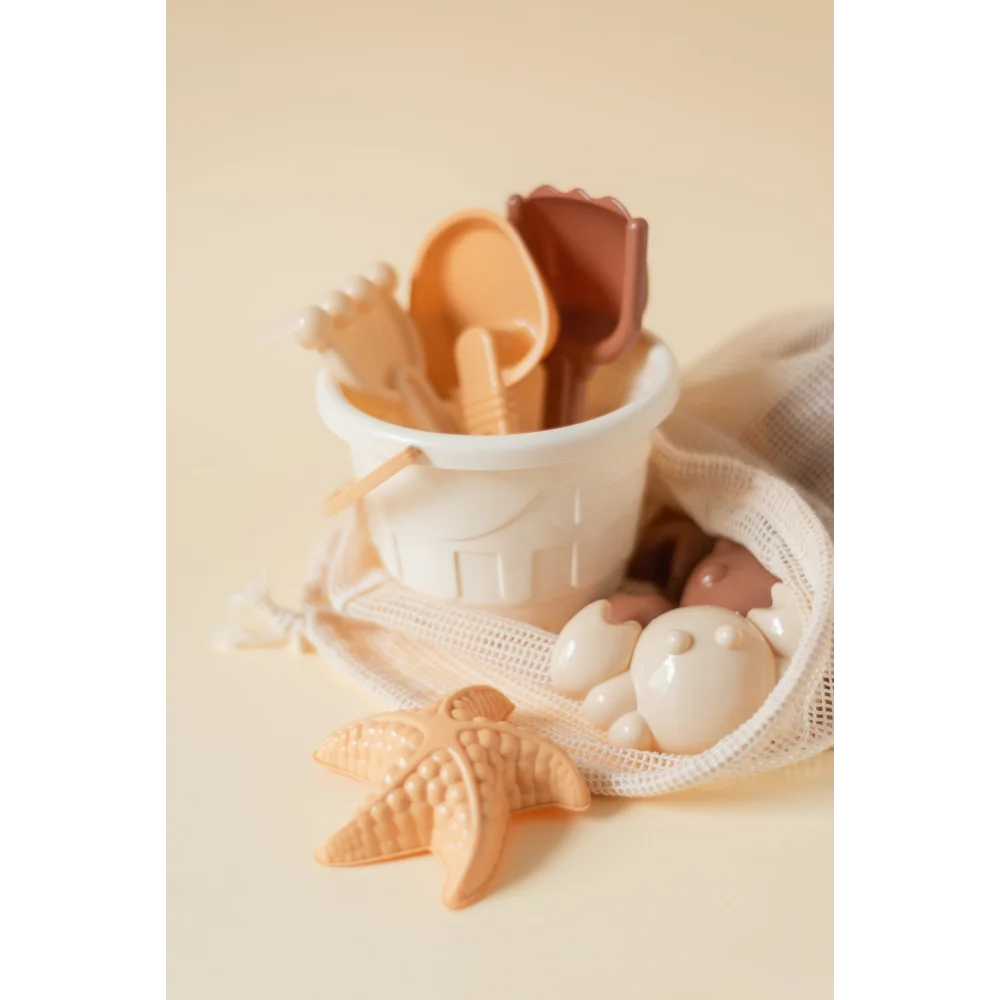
(322, 445, 423, 517)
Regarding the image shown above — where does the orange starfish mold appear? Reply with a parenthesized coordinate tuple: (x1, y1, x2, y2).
(313, 685, 591, 909)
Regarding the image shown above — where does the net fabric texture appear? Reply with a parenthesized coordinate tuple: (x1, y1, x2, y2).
(225, 310, 833, 797)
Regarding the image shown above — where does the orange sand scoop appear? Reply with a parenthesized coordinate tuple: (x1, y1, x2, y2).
(409, 209, 559, 404)
(312, 685, 591, 910)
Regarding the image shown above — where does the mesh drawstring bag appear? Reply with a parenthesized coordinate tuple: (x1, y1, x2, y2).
(221, 309, 833, 796)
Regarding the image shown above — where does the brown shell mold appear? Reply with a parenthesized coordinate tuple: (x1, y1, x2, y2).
(680, 539, 780, 616)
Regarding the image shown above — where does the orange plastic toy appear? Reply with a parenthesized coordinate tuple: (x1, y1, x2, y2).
(409, 209, 558, 432)
(313, 685, 590, 909)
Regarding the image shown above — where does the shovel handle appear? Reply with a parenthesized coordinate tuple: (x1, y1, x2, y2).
(321, 445, 422, 517)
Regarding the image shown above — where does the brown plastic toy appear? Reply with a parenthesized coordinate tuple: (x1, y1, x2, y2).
(680, 538, 781, 616)
(313, 685, 591, 910)
(507, 187, 649, 429)
(409, 209, 559, 427)
(628, 510, 717, 605)
(606, 591, 674, 627)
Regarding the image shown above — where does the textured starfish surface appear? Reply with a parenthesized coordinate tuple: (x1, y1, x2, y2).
(313, 685, 591, 909)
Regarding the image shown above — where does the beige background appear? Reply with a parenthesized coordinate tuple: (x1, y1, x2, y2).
(168, 1, 832, 997)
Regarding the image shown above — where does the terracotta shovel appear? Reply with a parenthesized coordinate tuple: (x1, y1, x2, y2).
(507, 187, 649, 429)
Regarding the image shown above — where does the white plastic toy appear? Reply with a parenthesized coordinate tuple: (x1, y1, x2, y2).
(317, 335, 679, 631)
(551, 596, 800, 753)
(747, 583, 802, 677)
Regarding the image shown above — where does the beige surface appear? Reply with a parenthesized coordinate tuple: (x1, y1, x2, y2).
(168, 1, 832, 997)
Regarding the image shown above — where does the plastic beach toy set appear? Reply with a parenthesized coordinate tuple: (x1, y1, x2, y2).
(224, 186, 834, 908)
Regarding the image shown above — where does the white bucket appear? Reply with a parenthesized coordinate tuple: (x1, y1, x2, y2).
(316, 334, 680, 631)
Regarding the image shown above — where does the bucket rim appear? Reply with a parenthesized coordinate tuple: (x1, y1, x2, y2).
(315, 333, 679, 471)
